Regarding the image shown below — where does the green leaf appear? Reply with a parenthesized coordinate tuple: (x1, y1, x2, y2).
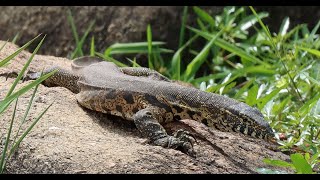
(11, 79, 41, 148)
(258, 88, 281, 109)
(263, 158, 295, 168)
(71, 20, 95, 59)
(67, 9, 82, 57)
(11, 32, 20, 44)
(192, 72, 230, 84)
(301, 25, 310, 38)
(296, 46, 320, 57)
(236, 12, 269, 31)
(125, 57, 141, 67)
(222, 82, 236, 94)
(193, 6, 215, 27)
(179, 6, 188, 48)
(309, 19, 320, 41)
(0, 40, 8, 52)
(0, 34, 41, 67)
(279, 17, 290, 36)
(90, 36, 95, 56)
(184, 28, 224, 81)
(171, 34, 199, 80)
(196, 18, 208, 32)
(0, 99, 18, 173)
(290, 153, 313, 174)
(246, 84, 258, 106)
(107, 42, 165, 49)
(0, 70, 56, 114)
(298, 93, 320, 115)
(147, 24, 154, 69)
(5, 35, 46, 98)
(108, 48, 173, 55)
(249, 6, 274, 49)
(95, 52, 128, 67)
(104, 42, 171, 56)
(188, 26, 270, 67)
(234, 78, 255, 99)
(8, 102, 54, 159)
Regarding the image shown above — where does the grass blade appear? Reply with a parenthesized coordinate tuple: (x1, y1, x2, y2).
(184, 29, 224, 81)
(71, 20, 95, 59)
(171, 34, 199, 80)
(125, 57, 141, 67)
(188, 26, 270, 67)
(236, 12, 269, 31)
(12, 82, 40, 147)
(8, 102, 54, 160)
(11, 33, 20, 44)
(95, 52, 128, 67)
(0, 40, 8, 52)
(234, 78, 255, 99)
(249, 6, 274, 48)
(109, 48, 173, 55)
(107, 42, 165, 49)
(309, 20, 320, 41)
(5, 35, 46, 98)
(193, 6, 215, 27)
(90, 36, 95, 56)
(249, 6, 304, 103)
(279, 17, 290, 36)
(147, 24, 154, 69)
(0, 34, 41, 67)
(296, 46, 320, 57)
(104, 42, 172, 56)
(179, 6, 188, 48)
(67, 9, 81, 57)
(0, 99, 18, 173)
(0, 70, 56, 114)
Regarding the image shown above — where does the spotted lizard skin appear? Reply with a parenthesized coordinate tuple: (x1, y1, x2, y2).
(28, 56, 275, 156)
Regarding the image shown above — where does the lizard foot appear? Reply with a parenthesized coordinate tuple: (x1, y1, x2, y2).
(23, 71, 41, 82)
(133, 107, 197, 157)
(153, 129, 197, 158)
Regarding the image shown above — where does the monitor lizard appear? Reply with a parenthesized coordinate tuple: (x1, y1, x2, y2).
(25, 56, 275, 157)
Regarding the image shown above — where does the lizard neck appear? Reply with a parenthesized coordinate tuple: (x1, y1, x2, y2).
(43, 66, 81, 93)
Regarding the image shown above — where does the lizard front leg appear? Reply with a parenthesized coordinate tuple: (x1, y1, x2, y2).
(133, 106, 196, 157)
(24, 66, 81, 94)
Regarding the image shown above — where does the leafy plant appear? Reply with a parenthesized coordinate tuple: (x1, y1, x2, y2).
(0, 35, 56, 173)
(67, 9, 95, 59)
(260, 152, 320, 174)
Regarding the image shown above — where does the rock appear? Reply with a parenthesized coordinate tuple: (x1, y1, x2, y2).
(0, 6, 182, 58)
(0, 41, 292, 173)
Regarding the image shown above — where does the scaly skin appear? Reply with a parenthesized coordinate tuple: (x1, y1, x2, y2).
(26, 56, 275, 156)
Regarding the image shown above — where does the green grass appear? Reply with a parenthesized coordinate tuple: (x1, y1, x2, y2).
(0, 35, 55, 173)
(70, 6, 320, 174)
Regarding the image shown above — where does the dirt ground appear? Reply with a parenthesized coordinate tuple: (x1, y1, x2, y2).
(0, 41, 292, 173)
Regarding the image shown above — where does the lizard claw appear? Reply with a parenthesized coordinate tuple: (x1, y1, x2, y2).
(173, 129, 197, 145)
(173, 129, 197, 157)
(159, 129, 197, 158)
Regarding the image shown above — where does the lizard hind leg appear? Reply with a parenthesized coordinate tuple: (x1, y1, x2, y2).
(133, 106, 196, 157)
